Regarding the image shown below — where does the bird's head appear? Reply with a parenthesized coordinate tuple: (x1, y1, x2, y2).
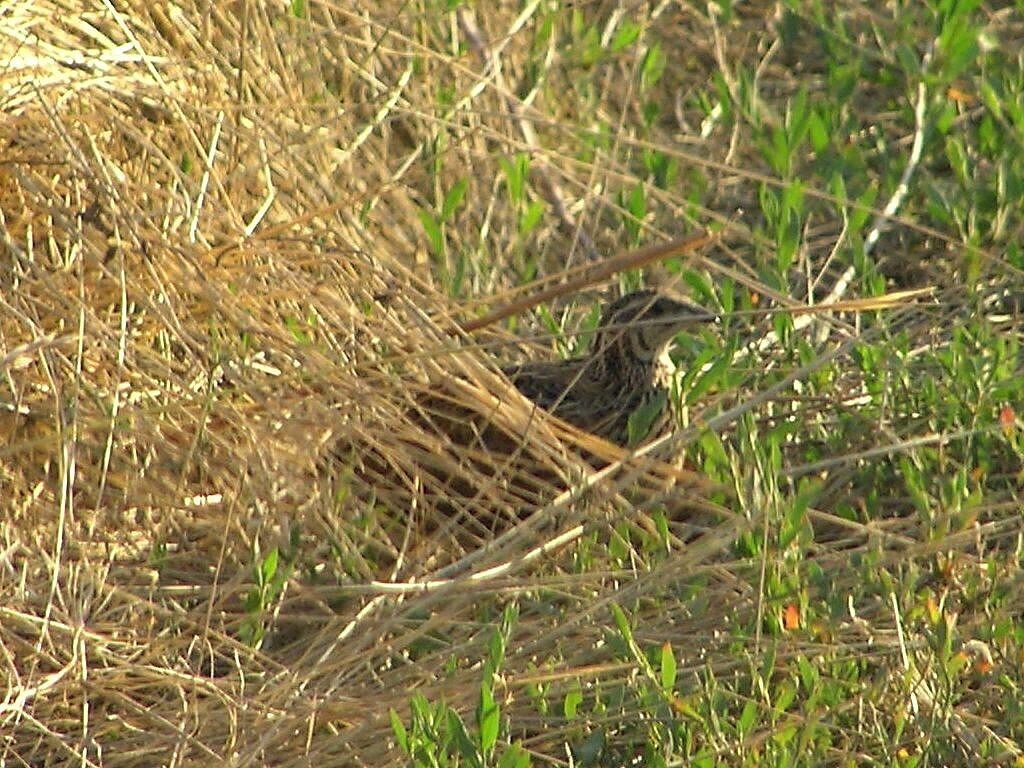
(593, 289, 710, 366)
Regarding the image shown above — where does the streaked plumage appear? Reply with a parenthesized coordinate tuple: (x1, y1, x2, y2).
(503, 289, 709, 446)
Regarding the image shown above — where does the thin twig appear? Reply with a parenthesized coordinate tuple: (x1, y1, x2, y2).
(460, 232, 714, 332)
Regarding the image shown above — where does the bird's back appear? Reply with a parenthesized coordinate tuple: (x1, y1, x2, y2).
(503, 355, 674, 446)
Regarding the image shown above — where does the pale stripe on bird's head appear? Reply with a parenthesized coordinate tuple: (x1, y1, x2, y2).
(593, 289, 710, 364)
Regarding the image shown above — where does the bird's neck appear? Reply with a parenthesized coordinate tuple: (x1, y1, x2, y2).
(654, 347, 676, 387)
(588, 341, 675, 390)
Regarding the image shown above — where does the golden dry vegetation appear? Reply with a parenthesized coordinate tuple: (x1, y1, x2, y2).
(3, 2, 1024, 766)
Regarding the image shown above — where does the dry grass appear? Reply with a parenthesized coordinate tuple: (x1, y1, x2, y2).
(0, 3, 727, 764)
(3, 1, 1023, 766)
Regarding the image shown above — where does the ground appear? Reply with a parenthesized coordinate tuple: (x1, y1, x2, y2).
(2, 2, 1023, 766)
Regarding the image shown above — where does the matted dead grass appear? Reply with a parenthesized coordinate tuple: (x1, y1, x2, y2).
(0, 3, 743, 764)
(3, 1, 1022, 765)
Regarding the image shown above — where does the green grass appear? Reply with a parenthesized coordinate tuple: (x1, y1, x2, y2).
(4, 0, 1024, 766)
(385, 1, 1024, 765)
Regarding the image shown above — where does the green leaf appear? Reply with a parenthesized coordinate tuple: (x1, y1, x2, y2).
(488, 622, 508, 677)
(389, 709, 409, 753)
(945, 136, 970, 185)
(780, 501, 805, 550)
(937, 13, 979, 81)
(608, 524, 630, 562)
(519, 200, 544, 235)
(447, 709, 478, 763)
(626, 390, 668, 446)
(774, 679, 797, 712)
(935, 100, 957, 135)
(828, 172, 847, 205)
(641, 42, 665, 90)
(660, 642, 677, 691)
(499, 155, 528, 203)
(239, 618, 264, 648)
(738, 700, 758, 736)
(808, 109, 830, 154)
(620, 182, 646, 242)
(682, 269, 716, 305)
(260, 547, 279, 585)
(776, 202, 801, 273)
(767, 125, 790, 176)
(418, 210, 443, 257)
(576, 729, 606, 764)
(781, 479, 819, 548)
(500, 603, 519, 637)
(536, 305, 564, 352)
(450, 250, 466, 297)
(894, 42, 920, 76)
(478, 679, 499, 757)
(653, 509, 670, 548)
(497, 743, 530, 768)
(849, 183, 878, 232)
(283, 315, 309, 345)
(408, 692, 431, 725)
(243, 586, 262, 614)
(641, 100, 660, 128)
(719, 278, 734, 314)
(610, 602, 634, 647)
(772, 723, 798, 746)
(782, 179, 804, 217)
(686, 351, 728, 404)
(797, 655, 818, 691)
(611, 21, 640, 52)
(786, 87, 811, 152)
(441, 178, 468, 221)
(979, 78, 1003, 121)
(564, 686, 583, 719)
(643, 149, 678, 189)
(698, 429, 730, 478)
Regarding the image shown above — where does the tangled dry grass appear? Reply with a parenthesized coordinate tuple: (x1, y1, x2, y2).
(3, 1, 1023, 766)
(0, 3, 734, 764)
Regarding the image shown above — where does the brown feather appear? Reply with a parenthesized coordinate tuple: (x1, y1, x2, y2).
(503, 290, 710, 446)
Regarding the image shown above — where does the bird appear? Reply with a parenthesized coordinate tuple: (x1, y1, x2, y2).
(502, 289, 712, 447)
(331, 289, 716, 572)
